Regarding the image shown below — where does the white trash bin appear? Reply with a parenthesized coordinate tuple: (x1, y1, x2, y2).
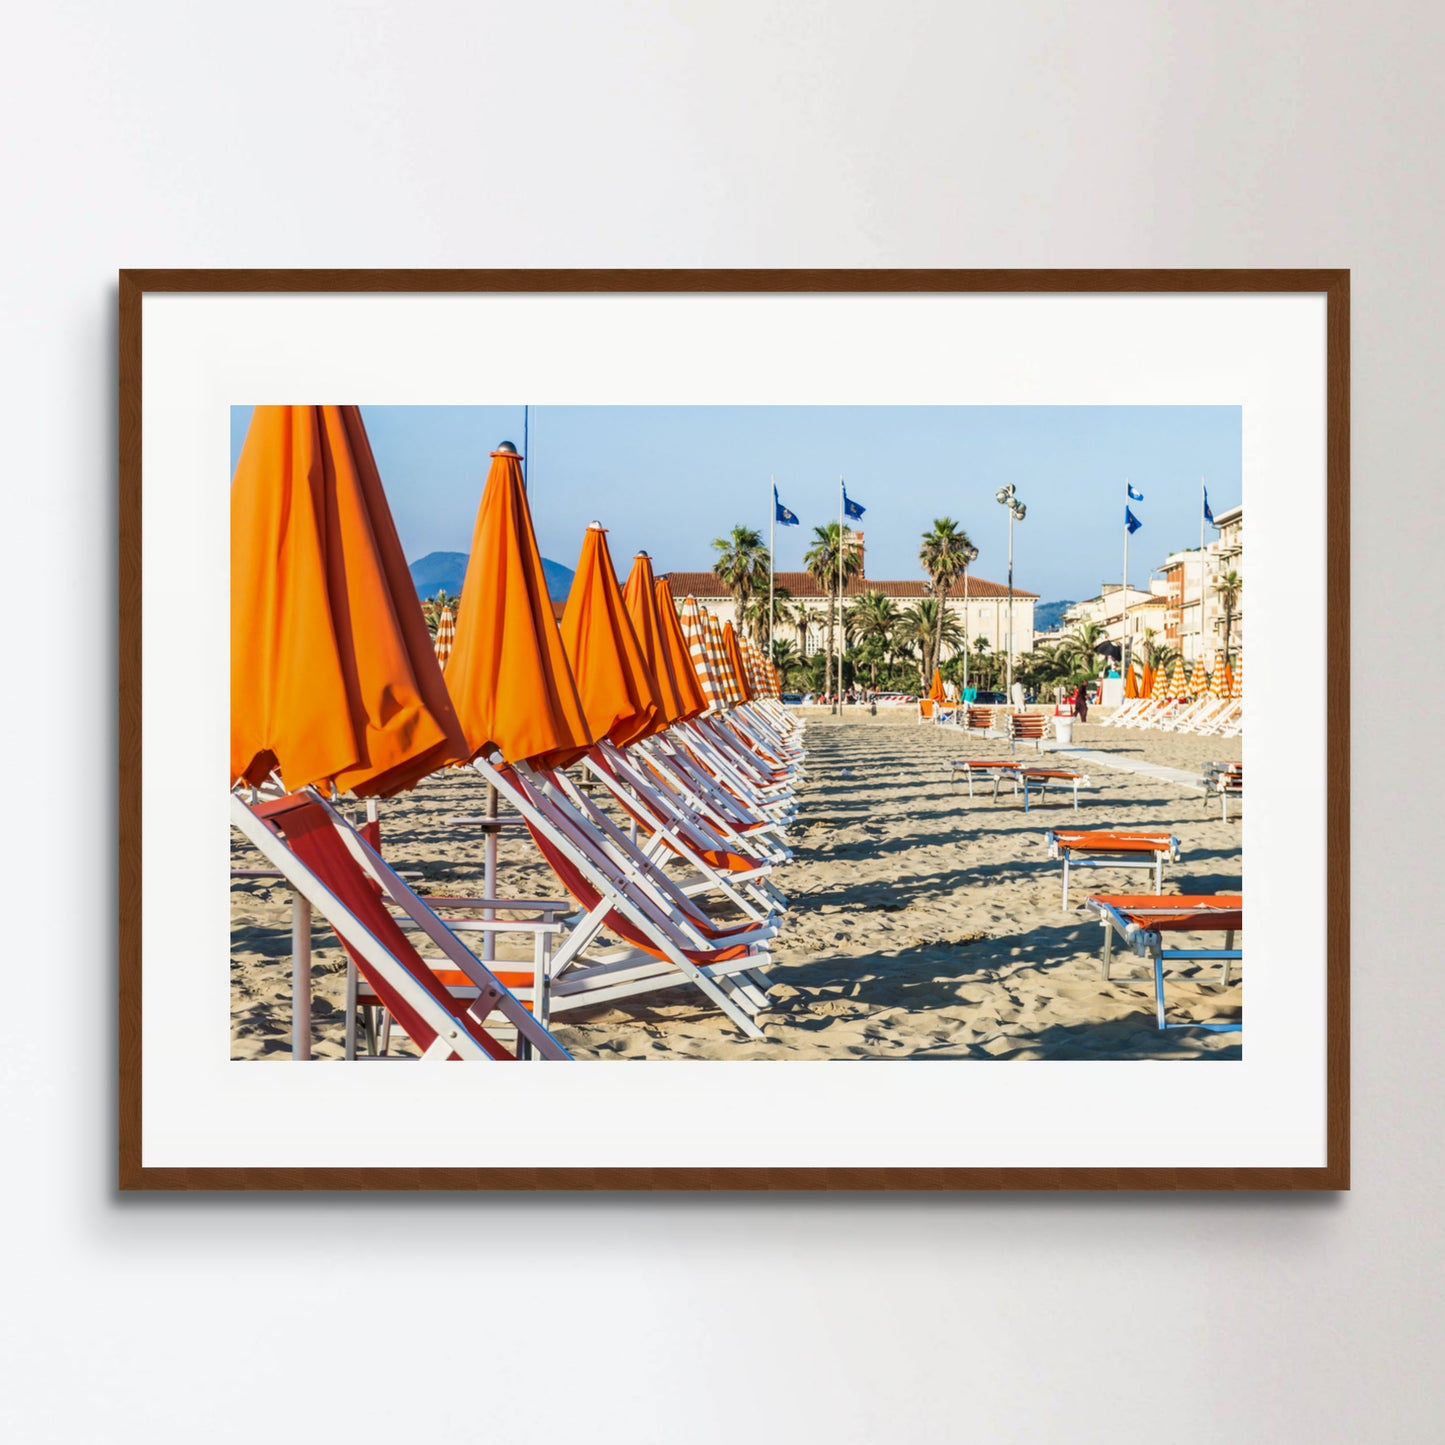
(1054, 714, 1074, 746)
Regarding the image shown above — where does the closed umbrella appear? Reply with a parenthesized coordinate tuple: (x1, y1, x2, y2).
(722, 622, 755, 705)
(621, 553, 688, 729)
(929, 668, 946, 704)
(1167, 659, 1188, 697)
(1187, 654, 1208, 696)
(1231, 655, 1243, 700)
(680, 597, 727, 713)
(654, 581, 710, 720)
(445, 444, 596, 770)
(433, 605, 456, 669)
(231, 404, 467, 797)
(559, 523, 660, 748)
(1123, 665, 1139, 700)
(711, 616, 746, 706)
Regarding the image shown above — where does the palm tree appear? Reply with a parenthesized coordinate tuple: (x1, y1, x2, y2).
(918, 518, 975, 678)
(900, 599, 964, 687)
(421, 589, 460, 636)
(1214, 569, 1243, 667)
(740, 585, 795, 648)
(956, 535, 980, 690)
(1055, 620, 1110, 684)
(804, 522, 862, 696)
(769, 637, 803, 689)
(845, 590, 902, 690)
(710, 525, 770, 641)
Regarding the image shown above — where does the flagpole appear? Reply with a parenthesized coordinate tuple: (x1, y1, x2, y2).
(769, 475, 776, 660)
(835, 476, 843, 715)
(1199, 476, 1206, 667)
(1122, 476, 1130, 680)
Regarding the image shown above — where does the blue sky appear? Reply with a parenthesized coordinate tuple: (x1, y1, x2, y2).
(230, 404, 1241, 603)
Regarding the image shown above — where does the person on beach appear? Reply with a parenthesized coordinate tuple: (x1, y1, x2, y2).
(1072, 681, 1090, 722)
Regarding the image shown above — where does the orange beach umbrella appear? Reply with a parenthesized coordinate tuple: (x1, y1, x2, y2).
(1166, 659, 1188, 697)
(1230, 655, 1243, 700)
(929, 668, 946, 704)
(711, 616, 745, 706)
(559, 523, 661, 749)
(443, 445, 596, 768)
(1187, 654, 1208, 697)
(230, 405, 467, 797)
(654, 580, 710, 721)
(621, 553, 687, 729)
(1123, 665, 1139, 700)
(721, 623, 755, 704)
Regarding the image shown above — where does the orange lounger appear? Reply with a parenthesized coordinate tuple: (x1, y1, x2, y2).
(1084, 893, 1243, 1031)
(1045, 830, 1180, 908)
(995, 767, 1090, 812)
(949, 759, 1020, 795)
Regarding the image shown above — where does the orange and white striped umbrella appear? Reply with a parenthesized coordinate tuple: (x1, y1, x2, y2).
(679, 596, 727, 712)
(709, 613, 745, 706)
(1167, 659, 1188, 697)
(1204, 653, 1223, 696)
(1187, 653, 1208, 696)
(1230, 654, 1243, 699)
(740, 636, 764, 695)
(1149, 661, 1170, 700)
(433, 604, 456, 668)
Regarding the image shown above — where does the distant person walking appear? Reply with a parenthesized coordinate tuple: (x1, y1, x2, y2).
(1072, 681, 1090, 723)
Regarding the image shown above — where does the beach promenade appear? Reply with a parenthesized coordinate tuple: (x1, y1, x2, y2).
(231, 712, 1241, 1061)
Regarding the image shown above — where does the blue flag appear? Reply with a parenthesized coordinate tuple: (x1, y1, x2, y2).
(1203, 487, 1215, 525)
(774, 485, 799, 526)
(1127, 483, 1145, 501)
(842, 484, 866, 520)
(1125, 507, 1142, 534)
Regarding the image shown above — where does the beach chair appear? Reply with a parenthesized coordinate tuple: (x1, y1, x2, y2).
(1044, 829, 1180, 909)
(993, 766, 1090, 812)
(473, 755, 780, 1040)
(963, 705, 997, 737)
(231, 789, 572, 1061)
(1007, 711, 1049, 753)
(1084, 893, 1242, 1030)
(949, 759, 1020, 795)
(1202, 761, 1244, 820)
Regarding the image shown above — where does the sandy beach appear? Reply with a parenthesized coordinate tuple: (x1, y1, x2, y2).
(231, 710, 1242, 1062)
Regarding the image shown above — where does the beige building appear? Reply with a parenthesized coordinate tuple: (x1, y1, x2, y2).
(1159, 503, 1244, 663)
(1060, 582, 1167, 654)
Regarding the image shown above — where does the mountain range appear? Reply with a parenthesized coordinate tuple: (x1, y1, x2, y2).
(409, 551, 576, 602)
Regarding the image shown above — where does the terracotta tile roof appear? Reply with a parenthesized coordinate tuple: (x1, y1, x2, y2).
(658, 570, 1037, 601)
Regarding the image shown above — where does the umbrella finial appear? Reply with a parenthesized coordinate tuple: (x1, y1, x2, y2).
(492, 439, 520, 456)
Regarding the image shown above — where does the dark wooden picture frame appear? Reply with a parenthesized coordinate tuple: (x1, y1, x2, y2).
(119, 269, 1349, 1191)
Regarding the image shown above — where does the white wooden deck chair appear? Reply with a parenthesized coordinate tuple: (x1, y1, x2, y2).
(565, 749, 786, 924)
(472, 755, 779, 1040)
(231, 789, 571, 1061)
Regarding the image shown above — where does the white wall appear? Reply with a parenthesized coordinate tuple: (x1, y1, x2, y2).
(4, 4, 1441, 1442)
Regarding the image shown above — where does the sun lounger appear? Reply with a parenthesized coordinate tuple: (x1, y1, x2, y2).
(473, 754, 780, 1040)
(962, 705, 998, 737)
(231, 788, 572, 1060)
(1084, 893, 1243, 1030)
(1044, 829, 1180, 908)
(949, 758, 1020, 795)
(1202, 761, 1244, 819)
(1007, 711, 1049, 753)
(994, 766, 1090, 812)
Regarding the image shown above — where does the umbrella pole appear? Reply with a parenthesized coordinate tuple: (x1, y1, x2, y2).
(291, 892, 312, 1061)
(483, 782, 498, 964)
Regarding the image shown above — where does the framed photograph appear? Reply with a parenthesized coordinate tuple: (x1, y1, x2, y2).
(120, 269, 1348, 1190)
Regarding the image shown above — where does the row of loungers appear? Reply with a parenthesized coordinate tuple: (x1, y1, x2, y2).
(1099, 695, 1242, 735)
(233, 693, 806, 1061)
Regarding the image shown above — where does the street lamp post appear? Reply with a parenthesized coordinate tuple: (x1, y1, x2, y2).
(995, 484, 1027, 700)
